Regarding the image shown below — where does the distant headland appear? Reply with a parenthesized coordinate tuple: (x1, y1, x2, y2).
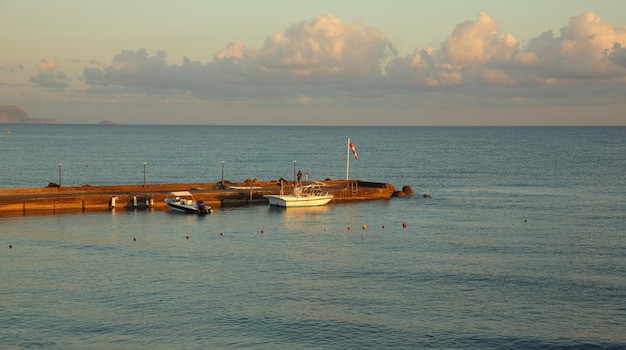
(0, 105, 59, 124)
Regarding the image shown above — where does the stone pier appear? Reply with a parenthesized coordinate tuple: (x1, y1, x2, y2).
(0, 180, 397, 215)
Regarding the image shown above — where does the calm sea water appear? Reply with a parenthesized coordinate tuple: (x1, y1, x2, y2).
(1, 125, 625, 349)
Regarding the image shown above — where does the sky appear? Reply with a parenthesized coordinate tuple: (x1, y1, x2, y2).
(1, 0, 626, 126)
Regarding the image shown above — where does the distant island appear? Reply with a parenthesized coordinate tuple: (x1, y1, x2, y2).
(98, 120, 117, 125)
(0, 105, 59, 124)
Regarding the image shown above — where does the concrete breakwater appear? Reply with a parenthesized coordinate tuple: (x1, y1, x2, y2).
(0, 180, 400, 215)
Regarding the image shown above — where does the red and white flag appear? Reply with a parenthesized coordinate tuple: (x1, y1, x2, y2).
(349, 142, 358, 160)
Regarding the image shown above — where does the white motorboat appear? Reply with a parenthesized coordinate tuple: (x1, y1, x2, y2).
(264, 182, 334, 208)
(164, 191, 213, 214)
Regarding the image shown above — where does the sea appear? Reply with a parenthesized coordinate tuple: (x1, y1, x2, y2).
(1, 125, 625, 349)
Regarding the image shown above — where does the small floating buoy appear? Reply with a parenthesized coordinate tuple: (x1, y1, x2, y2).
(219, 232, 223, 236)
(524, 218, 528, 223)
(382, 225, 385, 229)
(402, 222, 407, 228)
(347, 226, 351, 230)
(261, 230, 264, 234)
(133, 237, 136, 241)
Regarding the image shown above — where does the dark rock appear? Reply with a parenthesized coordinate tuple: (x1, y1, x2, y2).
(402, 185, 414, 196)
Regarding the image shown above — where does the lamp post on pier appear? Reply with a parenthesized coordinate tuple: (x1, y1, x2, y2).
(221, 160, 225, 188)
(143, 162, 147, 188)
(58, 163, 62, 187)
(293, 160, 296, 183)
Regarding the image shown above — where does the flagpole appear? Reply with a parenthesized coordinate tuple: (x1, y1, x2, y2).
(346, 137, 350, 181)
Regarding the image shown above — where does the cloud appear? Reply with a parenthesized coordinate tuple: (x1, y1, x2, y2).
(83, 14, 394, 97)
(388, 11, 626, 87)
(442, 11, 519, 66)
(83, 49, 221, 97)
(248, 13, 394, 79)
(215, 40, 247, 60)
(0, 63, 25, 72)
(37, 58, 59, 72)
(385, 12, 524, 87)
(26, 57, 70, 91)
(524, 10, 626, 81)
(29, 71, 69, 90)
(610, 42, 626, 68)
(77, 11, 626, 111)
(298, 95, 313, 104)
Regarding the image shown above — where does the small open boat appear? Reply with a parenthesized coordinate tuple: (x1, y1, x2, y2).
(164, 191, 213, 214)
(264, 182, 333, 208)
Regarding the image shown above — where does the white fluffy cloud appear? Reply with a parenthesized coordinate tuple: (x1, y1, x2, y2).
(442, 11, 519, 66)
(249, 14, 393, 79)
(83, 14, 394, 98)
(387, 10, 626, 88)
(76, 11, 626, 109)
(527, 11, 626, 81)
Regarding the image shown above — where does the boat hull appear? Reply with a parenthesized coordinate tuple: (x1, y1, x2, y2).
(164, 198, 212, 214)
(264, 194, 333, 208)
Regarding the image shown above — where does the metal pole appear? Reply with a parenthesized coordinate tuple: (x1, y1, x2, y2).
(221, 160, 224, 187)
(293, 160, 297, 183)
(143, 162, 147, 187)
(346, 137, 350, 181)
(58, 163, 62, 187)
